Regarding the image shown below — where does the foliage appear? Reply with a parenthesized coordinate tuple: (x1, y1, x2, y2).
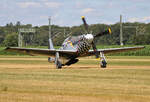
(3, 32, 18, 47)
(0, 22, 150, 47)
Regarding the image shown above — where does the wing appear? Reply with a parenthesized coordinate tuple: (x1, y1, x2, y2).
(86, 46, 145, 56)
(5, 47, 77, 58)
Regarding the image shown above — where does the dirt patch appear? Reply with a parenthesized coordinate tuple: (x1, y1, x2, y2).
(108, 59, 150, 62)
(0, 62, 150, 69)
(0, 92, 130, 102)
(107, 65, 150, 69)
(0, 57, 150, 69)
(68, 64, 150, 69)
(0, 58, 47, 61)
(0, 63, 55, 69)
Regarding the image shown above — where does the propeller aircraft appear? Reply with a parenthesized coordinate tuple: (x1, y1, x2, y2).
(5, 16, 144, 69)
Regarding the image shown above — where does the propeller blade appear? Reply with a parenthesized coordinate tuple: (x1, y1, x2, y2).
(94, 28, 112, 37)
(91, 28, 111, 58)
(81, 16, 89, 33)
(92, 41, 99, 58)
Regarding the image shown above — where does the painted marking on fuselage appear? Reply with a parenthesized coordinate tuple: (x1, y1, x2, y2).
(68, 40, 74, 48)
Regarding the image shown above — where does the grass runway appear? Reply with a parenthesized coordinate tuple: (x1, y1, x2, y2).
(0, 56, 150, 102)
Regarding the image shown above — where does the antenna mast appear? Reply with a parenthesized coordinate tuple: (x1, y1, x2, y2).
(49, 17, 51, 39)
(120, 15, 123, 46)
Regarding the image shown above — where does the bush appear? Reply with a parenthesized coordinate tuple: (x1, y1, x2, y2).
(3, 33, 18, 47)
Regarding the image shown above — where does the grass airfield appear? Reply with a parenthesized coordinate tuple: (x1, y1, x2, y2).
(0, 56, 150, 102)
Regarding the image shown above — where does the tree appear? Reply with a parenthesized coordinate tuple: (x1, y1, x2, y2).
(3, 33, 18, 47)
(0, 27, 5, 45)
(16, 21, 21, 27)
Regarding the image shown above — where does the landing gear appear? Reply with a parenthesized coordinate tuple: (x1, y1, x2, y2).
(56, 60, 62, 69)
(100, 52, 107, 68)
(55, 52, 62, 69)
(48, 57, 51, 62)
(101, 60, 107, 68)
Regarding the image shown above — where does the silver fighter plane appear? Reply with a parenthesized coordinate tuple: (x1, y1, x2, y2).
(5, 16, 144, 69)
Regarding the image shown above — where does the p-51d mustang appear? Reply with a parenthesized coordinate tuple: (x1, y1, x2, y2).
(5, 16, 144, 69)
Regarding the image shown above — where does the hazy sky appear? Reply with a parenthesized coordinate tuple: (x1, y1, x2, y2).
(0, 0, 150, 26)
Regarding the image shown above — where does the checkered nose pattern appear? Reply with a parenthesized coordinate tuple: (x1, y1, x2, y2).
(77, 35, 92, 54)
(77, 41, 91, 54)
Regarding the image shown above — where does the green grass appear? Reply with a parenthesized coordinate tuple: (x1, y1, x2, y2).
(0, 47, 23, 55)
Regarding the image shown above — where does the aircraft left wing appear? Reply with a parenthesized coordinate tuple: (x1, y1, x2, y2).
(5, 47, 77, 58)
(86, 46, 145, 56)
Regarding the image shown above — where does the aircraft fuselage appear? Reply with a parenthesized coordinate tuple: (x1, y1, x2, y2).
(60, 34, 94, 56)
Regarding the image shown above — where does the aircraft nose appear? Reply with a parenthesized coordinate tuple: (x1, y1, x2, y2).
(84, 34, 94, 43)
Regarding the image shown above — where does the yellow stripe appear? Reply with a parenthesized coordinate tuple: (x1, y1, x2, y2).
(108, 28, 112, 34)
(70, 42, 73, 47)
(68, 40, 74, 48)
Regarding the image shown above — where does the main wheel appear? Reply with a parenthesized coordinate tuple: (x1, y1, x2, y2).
(48, 57, 51, 62)
(100, 60, 107, 68)
(56, 61, 62, 69)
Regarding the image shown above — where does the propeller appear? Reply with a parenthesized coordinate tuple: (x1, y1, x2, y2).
(93, 28, 111, 58)
(91, 41, 99, 58)
(81, 16, 112, 58)
(94, 28, 112, 37)
(81, 16, 89, 33)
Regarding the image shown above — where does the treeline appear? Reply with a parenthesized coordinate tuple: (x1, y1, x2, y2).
(0, 21, 150, 47)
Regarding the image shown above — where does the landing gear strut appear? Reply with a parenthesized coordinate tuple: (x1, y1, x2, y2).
(100, 52, 107, 68)
(56, 60, 62, 69)
(55, 52, 62, 69)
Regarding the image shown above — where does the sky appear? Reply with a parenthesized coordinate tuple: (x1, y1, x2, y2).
(0, 0, 150, 26)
